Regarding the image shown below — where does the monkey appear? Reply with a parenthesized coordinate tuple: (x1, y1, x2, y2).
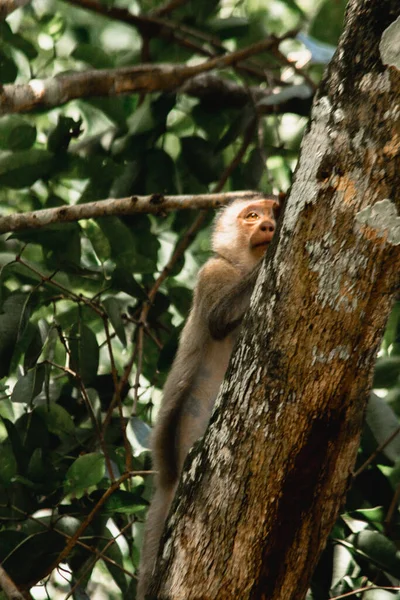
(137, 196, 279, 600)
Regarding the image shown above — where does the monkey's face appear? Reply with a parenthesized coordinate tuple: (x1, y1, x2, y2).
(212, 196, 279, 271)
(238, 200, 278, 260)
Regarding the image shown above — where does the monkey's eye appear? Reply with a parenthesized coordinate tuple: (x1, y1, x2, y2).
(245, 212, 260, 220)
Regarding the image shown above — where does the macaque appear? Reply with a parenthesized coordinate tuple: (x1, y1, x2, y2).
(137, 196, 279, 599)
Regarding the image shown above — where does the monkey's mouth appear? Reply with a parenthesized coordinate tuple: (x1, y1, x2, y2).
(253, 241, 270, 248)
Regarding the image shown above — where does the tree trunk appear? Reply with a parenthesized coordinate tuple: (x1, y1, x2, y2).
(148, 1, 400, 598)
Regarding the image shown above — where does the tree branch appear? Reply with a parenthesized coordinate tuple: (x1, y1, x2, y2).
(62, 0, 281, 81)
(63, 0, 216, 59)
(0, 0, 29, 19)
(0, 564, 25, 600)
(0, 32, 294, 115)
(0, 191, 268, 234)
(182, 74, 313, 115)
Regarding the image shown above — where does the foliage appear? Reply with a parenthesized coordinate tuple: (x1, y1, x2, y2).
(1, 0, 399, 598)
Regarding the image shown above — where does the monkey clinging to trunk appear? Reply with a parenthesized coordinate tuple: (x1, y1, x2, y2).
(137, 196, 279, 599)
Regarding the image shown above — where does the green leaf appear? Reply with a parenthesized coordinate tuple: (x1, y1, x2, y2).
(144, 148, 177, 194)
(69, 322, 99, 385)
(382, 301, 400, 353)
(72, 43, 114, 68)
(215, 108, 252, 152)
(0, 530, 26, 564)
(35, 403, 75, 437)
(103, 297, 127, 347)
(208, 17, 250, 39)
(27, 448, 47, 482)
(103, 489, 145, 514)
(179, 0, 219, 22)
(84, 220, 111, 262)
(157, 329, 180, 372)
(167, 285, 192, 317)
(24, 323, 45, 370)
(42, 12, 66, 41)
(97, 217, 138, 269)
(350, 507, 385, 526)
(109, 159, 142, 197)
(12, 223, 82, 269)
(11, 364, 46, 405)
(192, 104, 232, 144)
(127, 417, 151, 456)
(101, 525, 128, 593)
(243, 147, 265, 189)
(0, 48, 17, 83)
(309, 0, 347, 45)
(180, 136, 223, 184)
(64, 452, 105, 495)
(15, 411, 50, 455)
(0, 293, 28, 378)
(0, 442, 18, 485)
(147, 291, 170, 325)
(365, 393, 400, 462)
(0, 149, 55, 188)
(351, 530, 400, 577)
(1, 528, 65, 584)
(0, 116, 36, 151)
(0, 22, 37, 60)
(111, 267, 147, 299)
(363, 591, 400, 599)
(47, 116, 83, 153)
(373, 357, 400, 388)
(128, 97, 156, 136)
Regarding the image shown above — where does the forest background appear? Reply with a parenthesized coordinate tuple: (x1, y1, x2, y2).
(1, 0, 400, 598)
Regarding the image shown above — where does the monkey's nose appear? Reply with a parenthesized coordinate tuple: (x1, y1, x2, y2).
(260, 222, 275, 233)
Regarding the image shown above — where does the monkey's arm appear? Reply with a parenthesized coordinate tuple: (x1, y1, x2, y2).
(199, 258, 262, 341)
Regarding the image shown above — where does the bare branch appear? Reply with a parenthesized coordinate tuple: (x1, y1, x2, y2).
(62, 0, 279, 80)
(0, 32, 294, 115)
(0, 564, 25, 600)
(63, 0, 215, 59)
(0, 191, 268, 234)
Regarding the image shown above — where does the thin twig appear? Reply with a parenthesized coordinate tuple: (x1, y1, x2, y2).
(353, 424, 400, 477)
(103, 310, 132, 472)
(14, 256, 104, 317)
(384, 479, 400, 536)
(44, 471, 134, 579)
(332, 585, 400, 599)
(2, 492, 152, 580)
(214, 120, 257, 192)
(62, 0, 278, 81)
(45, 359, 115, 481)
(132, 325, 144, 417)
(64, 520, 135, 598)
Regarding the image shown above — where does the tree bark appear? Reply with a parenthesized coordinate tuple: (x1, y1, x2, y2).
(148, 1, 400, 599)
